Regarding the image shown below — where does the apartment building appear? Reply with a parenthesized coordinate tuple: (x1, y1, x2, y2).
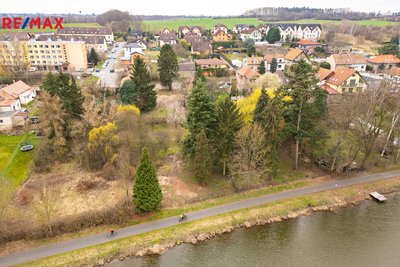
(0, 34, 88, 72)
(57, 27, 114, 43)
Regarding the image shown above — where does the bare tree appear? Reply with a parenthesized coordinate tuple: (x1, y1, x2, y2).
(34, 184, 58, 236)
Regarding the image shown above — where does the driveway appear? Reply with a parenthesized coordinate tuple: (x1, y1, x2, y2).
(92, 42, 126, 88)
(1, 169, 400, 266)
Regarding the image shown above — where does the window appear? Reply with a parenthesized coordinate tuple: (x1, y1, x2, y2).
(39, 45, 43, 48)
(0, 119, 3, 123)
(349, 79, 356, 87)
(33, 45, 37, 48)
(51, 45, 55, 48)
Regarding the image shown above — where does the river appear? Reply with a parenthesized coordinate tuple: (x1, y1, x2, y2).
(109, 194, 400, 267)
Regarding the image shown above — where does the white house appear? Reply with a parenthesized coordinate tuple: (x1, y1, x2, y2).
(326, 53, 367, 72)
(233, 24, 249, 34)
(159, 33, 177, 47)
(1, 80, 36, 105)
(133, 39, 147, 50)
(123, 43, 143, 58)
(0, 86, 25, 130)
(264, 54, 286, 72)
(264, 24, 322, 42)
(240, 28, 262, 42)
(212, 24, 228, 34)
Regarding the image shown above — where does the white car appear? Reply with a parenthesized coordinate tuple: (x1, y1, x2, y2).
(112, 56, 117, 59)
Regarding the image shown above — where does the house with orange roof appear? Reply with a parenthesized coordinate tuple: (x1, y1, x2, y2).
(367, 54, 400, 72)
(284, 48, 310, 66)
(236, 66, 260, 88)
(243, 56, 264, 71)
(212, 30, 231, 42)
(1, 80, 37, 105)
(320, 67, 367, 94)
(0, 81, 27, 130)
(295, 39, 322, 53)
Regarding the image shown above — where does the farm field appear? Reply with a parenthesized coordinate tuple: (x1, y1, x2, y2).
(0, 134, 37, 188)
(143, 18, 399, 31)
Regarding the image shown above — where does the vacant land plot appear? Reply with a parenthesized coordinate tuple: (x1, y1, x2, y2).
(0, 134, 36, 188)
(143, 18, 398, 32)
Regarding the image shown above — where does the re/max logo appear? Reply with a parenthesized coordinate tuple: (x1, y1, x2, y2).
(1, 17, 63, 30)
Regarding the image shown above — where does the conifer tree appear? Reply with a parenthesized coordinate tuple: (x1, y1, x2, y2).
(253, 88, 269, 124)
(258, 60, 266, 74)
(130, 57, 156, 112)
(182, 79, 216, 158)
(270, 58, 278, 73)
(133, 148, 162, 213)
(158, 44, 178, 90)
(120, 80, 136, 105)
(194, 130, 211, 186)
(88, 48, 99, 66)
(216, 97, 243, 175)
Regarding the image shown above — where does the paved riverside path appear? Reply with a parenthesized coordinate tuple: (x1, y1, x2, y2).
(2, 169, 400, 266)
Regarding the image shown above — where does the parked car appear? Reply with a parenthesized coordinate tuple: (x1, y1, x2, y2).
(112, 56, 117, 59)
(110, 68, 115, 73)
(107, 55, 112, 59)
(95, 68, 100, 72)
(115, 44, 119, 47)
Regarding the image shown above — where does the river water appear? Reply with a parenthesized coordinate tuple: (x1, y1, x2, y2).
(110, 194, 400, 267)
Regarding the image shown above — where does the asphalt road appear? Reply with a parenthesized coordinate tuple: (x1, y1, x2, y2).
(1, 169, 400, 266)
(92, 42, 126, 88)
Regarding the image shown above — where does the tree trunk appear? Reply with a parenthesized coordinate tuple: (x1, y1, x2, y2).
(330, 138, 342, 173)
(222, 159, 226, 176)
(295, 99, 303, 170)
(381, 114, 399, 157)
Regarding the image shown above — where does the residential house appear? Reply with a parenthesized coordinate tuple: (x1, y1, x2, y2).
(160, 28, 173, 34)
(295, 39, 322, 53)
(243, 56, 264, 71)
(132, 39, 148, 50)
(128, 30, 143, 39)
(284, 48, 310, 66)
(384, 66, 400, 84)
(264, 24, 322, 42)
(318, 67, 367, 94)
(195, 58, 228, 76)
(367, 54, 400, 72)
(178, 26, 202, 37)
(236, 66, 260, 88)
(212, 30, 231, 42)
(57, 27, 114, 43)
(239, 28, 262, 42)
(0, 80, 36, 105)
(0, 84, 25, 130)
(264, 54, 285, 72)
(212, 24, 228, 34)
(326, 53, 367, 72)
(123, 43, 143, 58)
(233, 24, 249, 34)
(191, 41, 212, 56)
(184, 34, 204, 44)
(325, 41, 352, 54)
(159, 33, 177, 46)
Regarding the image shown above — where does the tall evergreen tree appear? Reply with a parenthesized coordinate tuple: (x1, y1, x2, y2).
(270, 58, 278, 73)
(130, 57, 157, 112)
(266, 27, 281, 44)
(133, 148, 162, 213)
(88, 48, 99, 66)
(216, 98, 243, 175)
(253, 88, 269, 124)
(282, 59, 327, 169)
(120, 80, 136, 105)
(193, 68, 206, 86)
(258, 60, 266, 74)
(182, 79, 217, 159)
(194, 130, 211, 186)
(158, 44, 178, 90)
(41, 72, 84, 119)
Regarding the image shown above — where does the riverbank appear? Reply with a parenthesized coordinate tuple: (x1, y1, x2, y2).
(18, 176, 400, 267)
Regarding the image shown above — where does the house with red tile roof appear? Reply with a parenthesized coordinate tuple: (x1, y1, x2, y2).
(295, 39, 322, 53)
(236, 66, 260, 87)
(284, 48, 310, 66)
(1, 80, 37, 105)
(367, 54, 400, 72)
(317, 67, 367, 94)
(327, 53, 367, 72)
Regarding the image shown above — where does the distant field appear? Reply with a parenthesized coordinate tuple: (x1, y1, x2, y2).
(143, 18, 264, 32)
(0, 22, 102, 33)
(0, 134, 36, 188)
(143, 18, 399, 31)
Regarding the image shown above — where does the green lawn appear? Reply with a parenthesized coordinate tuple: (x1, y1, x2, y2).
(0, 134, 36, 188)
(0, 22, 102, 33)
(143, 18, 398, 32)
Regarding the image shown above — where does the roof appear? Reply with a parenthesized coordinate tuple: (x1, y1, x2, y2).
(124, 43, 142, 48)
(296, 39, 320, 46)
(386, 66, 400, 76)
(234, 24, 249, 28)
(0, 32, 31, 41)
(37, 34, 106, 44)
(214, 23, 227, 28)
(316, 68, 334, 81)
(159, 33, 176, 42)
(331, 53, 367, 65)
(184, 34, 204, 43)
(320, 84, 340, 95)
(213, 30, 227, 36)
(192, 41, 212, 52)
(179, 62, 196, 72)
(326, 67, 357, 86)
(285, 48, 304, 61)
(195, 58, 226, 66)
(57, 27, 112, 35)
(265, 23, 322, 31)
(368, 55, 400, 64)
(264, 54, 285, 62)
(240, 28, 259, 34)
(237, 66, 259, 80)
(245, 56, 264, 65)
(1, 81, 31, 98)
(128, 30, 143, 36)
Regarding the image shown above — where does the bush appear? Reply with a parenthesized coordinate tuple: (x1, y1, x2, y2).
(366, 65, 373, 71)
(319, 62, 331, 69)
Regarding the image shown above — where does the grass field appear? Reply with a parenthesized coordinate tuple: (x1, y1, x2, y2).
(143, 18, 399, 32)
(0, 22, 102, 33)
(0, 134, 36, 188)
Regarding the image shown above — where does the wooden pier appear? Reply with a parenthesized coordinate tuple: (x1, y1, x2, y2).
(369, 191, 387, 202)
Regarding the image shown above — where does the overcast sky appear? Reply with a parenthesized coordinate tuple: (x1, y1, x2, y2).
(2, 0, 399, 16)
